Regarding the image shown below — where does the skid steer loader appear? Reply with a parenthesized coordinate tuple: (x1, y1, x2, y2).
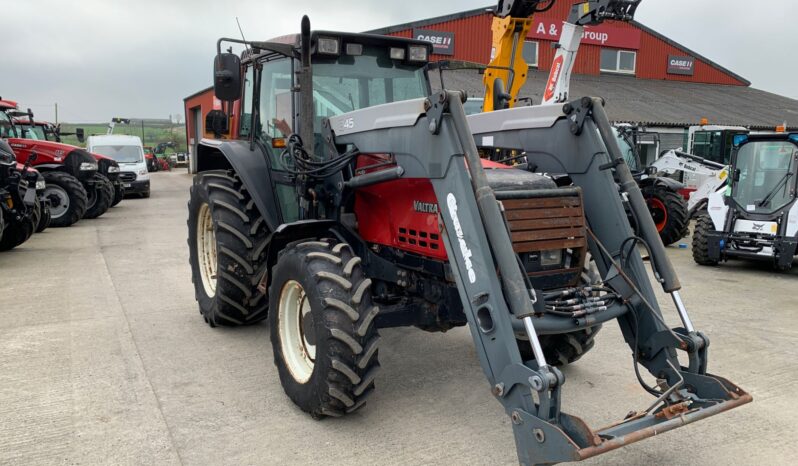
(187, 17, 750, 465)
(693, 132, 798, 271)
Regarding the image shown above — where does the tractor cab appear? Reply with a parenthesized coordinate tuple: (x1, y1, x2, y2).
(730, 134, 797, 216)
(688, 124, 749, 165)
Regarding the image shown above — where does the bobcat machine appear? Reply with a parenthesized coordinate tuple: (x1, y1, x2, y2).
(187, 17, 750, 466)
(693, 133, 798, 271)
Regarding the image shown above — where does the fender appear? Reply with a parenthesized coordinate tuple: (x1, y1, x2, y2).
(638, 175, 684, 191)
(196, 138, 282, 231)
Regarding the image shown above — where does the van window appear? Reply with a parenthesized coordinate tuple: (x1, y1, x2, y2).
(92, 144, 143, 163)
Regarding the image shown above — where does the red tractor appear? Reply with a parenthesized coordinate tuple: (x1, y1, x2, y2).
(0, 99, 114, 227)
(15, 118, 125, 207)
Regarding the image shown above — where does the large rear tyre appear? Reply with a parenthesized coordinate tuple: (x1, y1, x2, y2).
(111, 181, 124, 207)
(83, 174, 114, 219)
(270, 240, 380, 418)
(42, 172, 88, 228)
(642, 184, 689, 246)
(187, 170, 269, 327)
(0, 207, 35, 251)
(36, 201, 51, 233)
(692, 213, 718, 266)
(518, 254, 602, 367)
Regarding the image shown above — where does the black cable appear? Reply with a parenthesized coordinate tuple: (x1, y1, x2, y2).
(628, 305, 664, 396)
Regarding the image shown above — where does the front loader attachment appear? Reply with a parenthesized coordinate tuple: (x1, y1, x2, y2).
(326, 91, 750, 465)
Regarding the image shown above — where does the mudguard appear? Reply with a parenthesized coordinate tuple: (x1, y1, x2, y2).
(638, 174, 684, 191)
(195, 138, 283, 231)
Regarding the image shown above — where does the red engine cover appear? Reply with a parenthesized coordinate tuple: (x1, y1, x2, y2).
(354, 155, 447, 260)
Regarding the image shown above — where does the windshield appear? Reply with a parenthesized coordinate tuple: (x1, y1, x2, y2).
(463, 99, 484, 115)
(0, 111, 16, 138)
(311, 45, 428, 128)
(613, 128, 639, 171)
(733, 140, 796, 214)
(92, 144, 143, 163)
(17, 124, 46, 140)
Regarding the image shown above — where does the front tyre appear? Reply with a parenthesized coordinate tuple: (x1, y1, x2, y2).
(36, 201, 51, 233)
(270, 240, 381, 418)
(692, 213, 718, 266)
(111, 181, 124, 207)
(187, 170, 269, 326)
(42, 172, 88, 228)
(83, 174, 114, 219)
(0, 207, 35, 251)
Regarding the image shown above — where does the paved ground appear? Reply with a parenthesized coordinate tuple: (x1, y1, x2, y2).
(1, 170, 795, 465)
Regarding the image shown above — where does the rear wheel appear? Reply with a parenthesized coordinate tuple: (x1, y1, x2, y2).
(692, 213, 718, 266)
(518, 254, 602, 367)
(642, 184, 688, 246)
(83, 174, 114, 219)
(270, 240, 380, 418)
(187, 170, 269, 326)
(42, 172, 88, 228)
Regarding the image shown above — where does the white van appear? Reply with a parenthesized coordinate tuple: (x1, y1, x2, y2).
(86, 134, 150, 198)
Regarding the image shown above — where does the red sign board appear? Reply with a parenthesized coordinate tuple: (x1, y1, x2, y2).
(528, 20, 641, 49)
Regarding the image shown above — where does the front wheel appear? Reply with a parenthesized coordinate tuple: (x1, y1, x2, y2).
(0, 206, 35, 251)
(35, 200, 51, 233)
(642, 184, 689, 246)
(270, 240, 381, 418)
(83, 174, 114, 219)
(692, 213, 718, 266)
(42, 172, 88, 227)
(111, 181, 124, 207)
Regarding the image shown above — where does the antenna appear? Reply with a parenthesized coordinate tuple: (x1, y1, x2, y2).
(236, 17, 251, 54)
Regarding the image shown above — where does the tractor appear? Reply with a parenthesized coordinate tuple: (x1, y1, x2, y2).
(0, 140, 43, 250)
(693, 132, 798, 271)
(0, 99, 113, 226)
(187, 18, 750, 465)
(15, 118, 125, 208)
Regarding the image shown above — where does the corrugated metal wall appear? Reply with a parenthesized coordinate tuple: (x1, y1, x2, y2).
(386, 6, 747, 86)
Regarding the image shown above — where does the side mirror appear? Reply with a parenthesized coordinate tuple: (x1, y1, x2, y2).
(76, 128, 85, 143)
(733, 169, 741, 182)
(213, 53, 242, 101)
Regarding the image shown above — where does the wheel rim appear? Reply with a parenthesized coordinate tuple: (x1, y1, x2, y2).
(279, 280, 316, 383)
(646, 197, 668, 232)
(45, 185, 70, 219)
(196, 203, 217, 297)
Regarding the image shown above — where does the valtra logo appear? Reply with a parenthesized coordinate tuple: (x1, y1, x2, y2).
(543, 56, 564, 102)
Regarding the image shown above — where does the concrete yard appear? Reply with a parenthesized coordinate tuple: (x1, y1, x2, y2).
(1, 170, 795, 465)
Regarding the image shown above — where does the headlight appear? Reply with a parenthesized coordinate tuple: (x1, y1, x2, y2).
(36, 180, 46, 190)
(108, 165, 120, 173)
(317, 36, 340, 55)
(138, 168, 148, 176)
(540, 249, 563, 267)
(408, 45, 428, 62)
(80, 162, 98, 171)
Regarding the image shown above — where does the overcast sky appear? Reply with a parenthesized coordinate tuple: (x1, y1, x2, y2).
(3, 0, 796, 123)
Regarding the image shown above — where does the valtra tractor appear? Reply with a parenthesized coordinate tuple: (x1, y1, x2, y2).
(15, 118, 125, 207)
(187, 18, 750, 465)
(0, 139, 44, 251)
(0, 99, 113, 226)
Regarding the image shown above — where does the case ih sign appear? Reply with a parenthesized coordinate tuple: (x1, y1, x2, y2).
(528, 20, 641, 49)
(413, 29, 455, 55)
(667, 55, 695, 75)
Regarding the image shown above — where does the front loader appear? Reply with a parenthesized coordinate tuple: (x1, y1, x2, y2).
(187, 17, 750, 465)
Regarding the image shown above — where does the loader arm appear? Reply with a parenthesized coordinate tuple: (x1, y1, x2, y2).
(541, 0, 641, 105)
(651, 150, 729, 214)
